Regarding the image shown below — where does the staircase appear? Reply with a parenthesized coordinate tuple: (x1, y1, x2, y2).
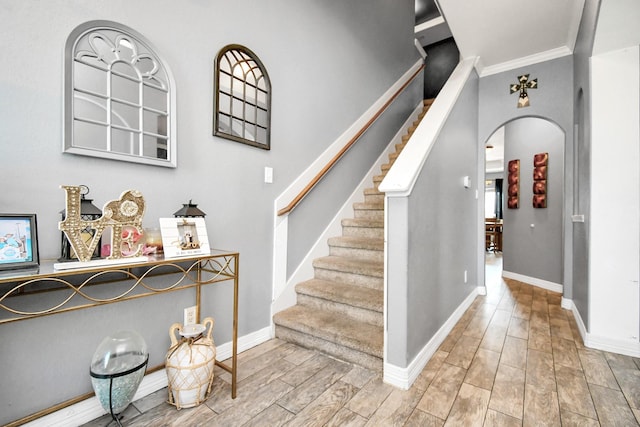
(273, 99, 433, 371)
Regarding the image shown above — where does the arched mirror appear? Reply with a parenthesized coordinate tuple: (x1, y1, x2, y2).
(214, 44, 271, 150)
(64, 21, 177, 167)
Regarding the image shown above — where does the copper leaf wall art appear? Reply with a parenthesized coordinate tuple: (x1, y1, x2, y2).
(507, 159, 520, 209)
(533, 152, 548, 208)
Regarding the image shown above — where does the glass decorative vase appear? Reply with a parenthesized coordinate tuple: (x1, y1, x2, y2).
(90, 330, 148, 425)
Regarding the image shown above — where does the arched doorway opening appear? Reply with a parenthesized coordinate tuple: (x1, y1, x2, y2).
(483, 117, 566, 294)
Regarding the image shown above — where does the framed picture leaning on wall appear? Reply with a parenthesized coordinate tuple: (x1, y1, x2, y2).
(0, 214, 39, 271)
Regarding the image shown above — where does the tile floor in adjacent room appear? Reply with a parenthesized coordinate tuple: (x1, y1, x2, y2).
(83, 254, 640, 426)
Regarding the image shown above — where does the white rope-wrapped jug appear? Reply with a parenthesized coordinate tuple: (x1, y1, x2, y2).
(165, 317, 216, 409)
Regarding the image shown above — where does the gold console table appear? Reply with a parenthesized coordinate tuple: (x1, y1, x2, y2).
(0, 249, 239, 426)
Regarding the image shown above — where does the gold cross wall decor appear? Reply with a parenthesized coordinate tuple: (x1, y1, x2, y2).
(510, 74, 538, 108)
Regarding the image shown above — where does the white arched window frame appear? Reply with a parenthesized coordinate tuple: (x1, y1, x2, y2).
(64, 20, 177, 167)
(214, 45, 271, 150)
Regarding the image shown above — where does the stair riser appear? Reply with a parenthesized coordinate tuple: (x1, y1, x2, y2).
(364, 193, 384, 204)
(342, 226, 383, 239)
(354, 208, 384, 220)
(274, 326, 382, 371)
(329, 245, 384, 262)
(297, 294, 383, 327)
(313, 268, 383, 290)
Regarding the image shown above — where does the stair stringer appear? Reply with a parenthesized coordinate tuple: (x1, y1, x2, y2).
(270, 101, 425, 325)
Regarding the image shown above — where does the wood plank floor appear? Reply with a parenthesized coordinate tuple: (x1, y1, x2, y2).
(83, 255, 640, 426)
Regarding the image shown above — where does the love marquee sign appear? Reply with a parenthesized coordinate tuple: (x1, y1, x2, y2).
(58, 185, 146, 262)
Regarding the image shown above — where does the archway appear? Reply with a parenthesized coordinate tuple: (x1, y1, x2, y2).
(483, 117, 566, 294)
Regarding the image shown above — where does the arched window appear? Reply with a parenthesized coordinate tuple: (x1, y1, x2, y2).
(64, 20, 176, 167)
(214, 45, 271, 150)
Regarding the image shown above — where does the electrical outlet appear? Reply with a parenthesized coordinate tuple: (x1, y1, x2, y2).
(184, 306, 197, 325)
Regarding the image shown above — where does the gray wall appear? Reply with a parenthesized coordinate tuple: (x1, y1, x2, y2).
(571, 0, 601, 329)
(0, 0, 419, 423)
(387, 70, 479, 366)
(479, 55, 574, 296)
(502, 118, 565, 284)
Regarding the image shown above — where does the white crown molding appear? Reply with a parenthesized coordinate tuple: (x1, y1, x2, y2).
(478, 46, 573, 77)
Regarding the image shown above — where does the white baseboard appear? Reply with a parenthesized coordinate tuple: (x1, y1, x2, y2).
(567, 299, 587, 341)
(564, 298, 640, 358)
(383, 288, 479, 389)
(23, 327, 272, 427)
(585, 334, 640, 358)
(215, 326, 272, 361)
(23, 370, 169, 427)
(502, 270, 563, 294)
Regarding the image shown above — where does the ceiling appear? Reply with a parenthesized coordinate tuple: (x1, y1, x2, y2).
(415, 0, 586, 76)
(414, 0, 585, 173)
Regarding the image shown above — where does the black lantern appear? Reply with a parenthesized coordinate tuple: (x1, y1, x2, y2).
(173, 200, 206, 218)
(59, 185, 102, 261)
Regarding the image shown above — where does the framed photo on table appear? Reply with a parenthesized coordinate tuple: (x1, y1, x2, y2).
(0, 214, 39, 271)
(159, 217, 210, 258)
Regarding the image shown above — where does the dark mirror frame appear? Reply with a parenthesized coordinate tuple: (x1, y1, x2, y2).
(213, 44, 272, 150)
